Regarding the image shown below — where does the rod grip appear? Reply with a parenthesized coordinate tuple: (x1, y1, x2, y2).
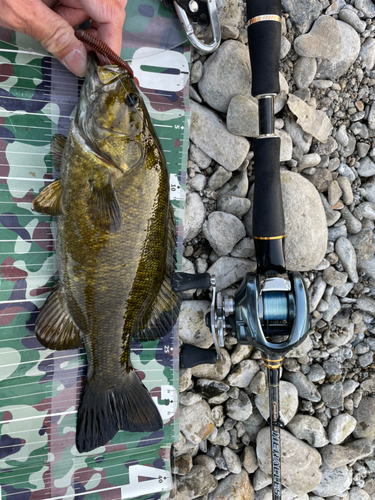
(247, 0, 281, 97)
(253, 136, 284, 239)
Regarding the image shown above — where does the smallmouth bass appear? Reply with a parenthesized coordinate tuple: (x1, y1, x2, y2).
(32, 52, 180, 453)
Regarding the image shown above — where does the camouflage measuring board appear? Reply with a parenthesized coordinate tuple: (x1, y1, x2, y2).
(0, 1, 189, 498)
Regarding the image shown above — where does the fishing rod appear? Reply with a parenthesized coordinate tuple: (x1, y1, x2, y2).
(173, 0, 310, 498)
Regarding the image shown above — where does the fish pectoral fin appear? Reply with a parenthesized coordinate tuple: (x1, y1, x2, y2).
(32, 179, 64, 216)
(133, 204, 181, 342)
(88, 180, 122, 233)
(76, 370, 163, 453)
(51, 134, 67, 170)
(35, 286, 81, 350)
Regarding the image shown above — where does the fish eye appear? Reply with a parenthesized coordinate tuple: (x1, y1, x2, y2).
(126, 93, 139, 107)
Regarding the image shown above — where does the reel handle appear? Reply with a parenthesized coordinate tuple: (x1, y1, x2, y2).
(171, 272, 211, 292)
(180, 344, 217, 368)
(247, 0, 281, 97)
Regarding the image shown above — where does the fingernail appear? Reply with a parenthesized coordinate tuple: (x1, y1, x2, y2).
(62, 49, 87, 77)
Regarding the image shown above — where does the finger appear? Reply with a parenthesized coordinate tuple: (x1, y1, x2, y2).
(20, 1, 88, 76)
(78, 0, 126, 56)
(53, 4, 91, 29)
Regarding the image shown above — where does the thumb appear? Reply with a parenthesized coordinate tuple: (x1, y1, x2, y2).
(23, 3, 87, 76)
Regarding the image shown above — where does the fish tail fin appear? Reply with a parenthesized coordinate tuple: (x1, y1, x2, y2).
(76, 370, 163, 453)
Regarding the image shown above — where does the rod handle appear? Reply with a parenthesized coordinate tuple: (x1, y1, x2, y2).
(247, 0, 281, 97)
(180, 344, 217, 368)
(253, 136, 284, 239)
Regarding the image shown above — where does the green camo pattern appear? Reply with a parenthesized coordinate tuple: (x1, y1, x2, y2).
(0, 1, 189, 498)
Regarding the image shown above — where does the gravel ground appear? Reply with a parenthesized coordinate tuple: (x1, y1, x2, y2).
(171, 0, 375, 499)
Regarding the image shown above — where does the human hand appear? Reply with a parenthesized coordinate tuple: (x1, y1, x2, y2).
(0, 0, 127, 77)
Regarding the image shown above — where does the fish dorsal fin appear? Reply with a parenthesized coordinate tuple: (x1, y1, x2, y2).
(35, 285, 81, 350)
(32, 179, 64, 216)
(88, 178, 122, 233)
(132, 204, 181, 342)
(51, 134, 67, 170)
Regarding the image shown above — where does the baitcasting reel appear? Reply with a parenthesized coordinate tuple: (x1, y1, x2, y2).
(172, 270, 310, 368)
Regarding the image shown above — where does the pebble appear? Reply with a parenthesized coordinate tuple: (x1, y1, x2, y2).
(250, 371, 267, 395)
(353, 202, 375, 220)
(217, 195, 251, 218)
(328, 180, 343, 206)
(320, 383, 344, 409)
(203, 212, 246, 256)
(180, 400, 215, 444)
(335, 237, 359, 283)
(328, 414, 358, 444)
(287, 414, 329, 448)
(226, 95, 258, 137)
(255, 381, 299, 425)
(362, 176, 375, 203)
(198, 40, 252, 113)
(309, 276, 327, 313)
(208, 166, 232, 191)
(294, 16, 343, 59)
(312, 465, 353, 497)
(323, 267, 347, 287)
(222, 447, 242, 474)
(227, 359, 259, 388)
(176, 465, 218, 499)
(231, 237, 255, 259)
(339, 8, 367, 33)
(321, 439, 373, 469)
(184, 192, 206, 242)
(356, 296, 375, 316)
(288, 94, 333, 143)
(207, 256, 256, 292)
(282, 0, 322, 34)
(283, 370, 322, 402)
(179, 300, 212, 348)
(294, 57, 317, 89)
(316, 21, 361, 80)
(337, 176, 354, 205)
(190, 101, 250, 172)
(242, 445, 258, 474)
(225, 390, 253, 421)
(256, 428, 322, 495)
(349, 488, 371, 500)
(207, 469, 254, 500)
(349, 229, 375, 261)
(357, 157, 375, 177)
(194, 455, 216, 473)
(341, 206, 362, 234)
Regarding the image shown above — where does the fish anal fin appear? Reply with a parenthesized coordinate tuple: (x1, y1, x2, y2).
(133, 204, 181, 342)
(51, 134, 67, 170)
(35, 286, 81, 350)
(32, 179, 64, 216)
(76, 370, 163, 453)
(88, 179, 122, 233)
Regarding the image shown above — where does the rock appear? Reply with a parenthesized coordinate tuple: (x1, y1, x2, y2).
(353, 202, 375, 220)
(294, 57, 317, 89)
(308, 364, 326, 383)
(349, 229, 375, 261)
(306, 168, 333, 192)
(227, 95, 258, 137)
(322, 295, 341, 323)
(191, 60, 203, 84)
(191, 347, 231, 381)
(335, 237, 359, 283)
(356, 296, 375, 316)
(250, 371, 267, 395)
(287, 335, 313, 359)
(222, 446, 242, 474)
(217, 196, 251, 218)
(294, 16, 342, 59)
(244, 170, 327, 271)
(321, 439, 373, 468)
(359, 352, 374, 368)
(362, 176, 375, 203)
(328, 414, 357, 444)
(353, 397, 375, 439)
(176, 465, 218, 499)
(281, 0, 323, 34)
(358, 157, 375, 177)
(243, 408, 268, 443)
(309, 276, 327, 312)
(320, 193, 341, 226)
(207, 256, 256, 292)
(339, 8, 367, 33)
(180, 368, 193, 393)
(226, 390, 253, 421)
(358, 256, 375, 280)
(189, 143, 212, 170)
(207, 469, 254, 500)
(203, 212, 246, 256)
(282, 370, 321, 402)
(349, 488, 371, 500)
(227, 359, 260, 388)
(337, 176, 354, 205)
(230, 344, 253, 364)
(287, 94, 333, 143)
(255, 381, 299, 425)
(190, 100, 250, 172)
(256, 427, 322, 494)
(328, 180, 342, 206)
(208, 166, 232, 191)
(287, 414, 329, 448)
(198, 40, 252, 113)
(323, 267, 347, 287)
(217, 170, 249, 198)
(316, 21, 361, 80)
(188, 173, 206, 192)
(241, 445, 258, 474)
(321, 383, 344, 409)
(312, 464, 353, 497)
(341, 206, 362, 234)
(275, 129, 293, 162)
(194, 454, 216, 473)
(184, 192, 206, 242)
(231, 237, 255, 258)
(196, 379, 230, 399)
(355, 0, 375, 18)
(180, 400, 215, 444)
(173, 453, 193, 475)
(322, 359, 342, 383)
(179, 300, 213, 348)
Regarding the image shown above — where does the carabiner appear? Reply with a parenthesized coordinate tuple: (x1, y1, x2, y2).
(174, 0, 221, 54)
